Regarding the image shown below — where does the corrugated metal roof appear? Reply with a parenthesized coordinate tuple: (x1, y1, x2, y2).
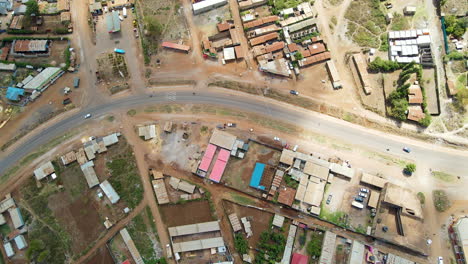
(280, 225, 297, 264)
(168, 221, 220, 237)
(303, 162, 329, 180)
(81, 161, 99, 188)
(100, 180, 120, 204)
(152, 179, 169, 204)
(291, 253, 308, 264)
(106, 11, 120, 33)
(14, 40, 48, 52)
(228, 213, 242, 232)
(23, 67, 62, 91)
(14, 235, 27, 250)
(33, 161, 55, 181)
(349, 240, 365, 264)
(360, 173, 387, 189)
(318, 231, 336, 264)
(199, 144, 217, 172)
(172, 237, 225, 253)
(178, 181, 196, 194)
(192, 0, 227, 13)
(9, 208, 24, 229)
(61, 151, 77, 165)
(272, 214, 285, 228)
(329, 163, 355, 179)
(3, 242, 14, 258)
(209, 130, 236, 150)
(162, 41, 190, 52)
(288, 18, 316, 33)
(138, 125, 156, 140)
(120, 228, 144, 264)
(249, 163, 265, 190)
(0, 197, 15, 213)
(102, 133, 119, 146)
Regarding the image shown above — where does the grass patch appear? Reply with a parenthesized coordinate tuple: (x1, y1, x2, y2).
(432, 171, 457, 182)
(127, 109, 137, 116)
(148, 79, 196, 86)
(106, 141, 144, 209)
(433, 190, 451, 212)
(208, 80, 260, 95)
(254, 230, 286, 263)
(364, 151, 408, 167)
(306, 232, 324, 258)
(284, 174, 299, 189)
(127, 206, 161, 263)
(345, 0, 386, 48)
(390, 13, 410, 31)
(106, 115, 115, 122)
(319, 207, 348, 228)
(417, 192, 425, 205)
(230, 193, 255, 205)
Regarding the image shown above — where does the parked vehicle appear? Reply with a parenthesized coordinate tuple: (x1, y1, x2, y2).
(351, 201, 364, 209)
(123, 7, 127, 18)
(227, 123, 236, 127)
(385, 3, 393, 8)
(114, 48, 126, 54)
(84, 113, 92, 119)
(290, 90, 299, 95)
(119, 15, 124, 21)
(360, 188, 369, 193)
(403, 147, 411, 153)
(62, 98, 71, 105)
(326, 194, 333, 204)
(358, 192, 368, 198)
(73, 77, 80, 88)
(438, 257, 443, 264)
(355, 196, 364, 202)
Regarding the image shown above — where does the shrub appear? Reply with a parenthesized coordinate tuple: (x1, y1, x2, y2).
(368, 57, 402, 72)
(306, 232, 324, 258)
(405, 163, 416, 173)
(234, 234, 248, 255)
(445, 16, 467, 39)
(433, 190, 451, 212)
(54, 27, 69, 34)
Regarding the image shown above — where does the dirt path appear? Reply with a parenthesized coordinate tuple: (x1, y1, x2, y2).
(75, 199, 148, 264)
(228, 0, 254, 69)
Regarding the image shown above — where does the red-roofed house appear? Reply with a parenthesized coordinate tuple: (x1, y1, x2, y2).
(122, 260, 131, 264)
(291, 253, 308, 264)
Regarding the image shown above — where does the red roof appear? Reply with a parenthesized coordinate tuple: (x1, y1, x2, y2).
(308, 43, 326, 56)
(209, 149, 230, 183)
(122, 260, 131, 264)
(199, 144, 217, 172)
(287, 43, 298, 52)
(162, 41, 190, 52)
(217, 22, 233, 32)
(291, 253, 309, 264)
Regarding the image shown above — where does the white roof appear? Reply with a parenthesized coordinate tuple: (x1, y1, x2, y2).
(209, 130, 237, 150)
(14, 235, 27, 250)
(3, 242, 14, 258)
(454, 218, 468, 258)
(100, 180, 120, 204)
(223, 47, 236, 60)
(0, 63, 16, 71)
(177, 180, 196, 194)
(9, 207, 24, 229)
(0, 197, 15, 213)
(169, 221, 220, 237)
(280, 224, 297, 264)
(102, 133, 119, 146)
(192, 0, 227, 11)
(329, 163, 354, 179)
(172, 237, 225, 253)
(318, 231, 336, 264)
(120, 228, 144, 264)
(23, 67, 61, 91)
(0, 214, 5, 225)
(272, 214, 285, 228)
(349, 240, 365, 264)
(138, 125, 156, 140)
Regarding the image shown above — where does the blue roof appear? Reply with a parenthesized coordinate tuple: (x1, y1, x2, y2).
(6, 87, 24, 101)
(106, 11, 121, 33)
(249, 162, 265, 190)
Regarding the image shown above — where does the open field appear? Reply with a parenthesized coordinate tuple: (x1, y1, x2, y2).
(160, 200, 214, 227)
(345, 0, 386, 48)
(84, 246, 114, 264)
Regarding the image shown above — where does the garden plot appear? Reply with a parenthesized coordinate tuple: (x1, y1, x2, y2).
(97, 51, 130, 94)
(0, 72, 14, 87)
(223, 141, 281, 198)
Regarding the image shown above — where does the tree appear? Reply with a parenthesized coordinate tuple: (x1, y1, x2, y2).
(234, 233, 248, 255)
(25, 0, 39, 18)
(389, 97, 408, 121)
(294, 52, 304, 60)
(445, 16, 467, 39)
(144, 17, 163, 37)
(405, 163, 416, 174)
(368, 57, 402, 72)
(306, 233, 323, 257)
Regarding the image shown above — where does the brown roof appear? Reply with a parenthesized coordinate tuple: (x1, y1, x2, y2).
(301, 49, 311, 57)
(0, 46, 10, 61)
(244, 15, 279, 29)
(202, 39, 211, 50)
(14, 40, 30, 52)
(408, 84, 423, 104)
(249, 32, 278, 46)
(407, 105, 425, 121)
(277, 186, 296, 206)
(58, 0, 70, 11)
(229, 28, 241, 45)
(217, 22, 233, 32)
(287, 43, 298, 52)
(311, 36, 321, 43)
(265, 41, 285, 53)
(447, 81, 457, 96)
(234, 45, 244, 59)
(300, 51, 331, 67)
(61, 12, 71, 22)
(308, 43, 326, 56)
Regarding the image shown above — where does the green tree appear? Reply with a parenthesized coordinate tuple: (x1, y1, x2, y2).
(368, 57, 402, 72)
(405, 163, 416, 173)
(25, 0, 39, 17)
(234, 233, 248, 255)
(389, 98, 408, 120)
(294, 52, 304, 60)
(445, 16, 467, 39)
(306, 233, 323, 257)
(144, 17, 163, 37)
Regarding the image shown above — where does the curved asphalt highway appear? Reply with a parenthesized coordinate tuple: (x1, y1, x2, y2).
(1, 90, 467, 176)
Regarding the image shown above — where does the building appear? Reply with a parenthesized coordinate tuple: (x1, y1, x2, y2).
(106, 11, 121, 33)
(408, 84, 423, 104)
(223, 47, 236, 61)
(348, 240, 365, 264)
(209, 130, 237, 150)
(80, 161, 99, 188)
(329, 162, 355, 179)
(451, 217, 468, 263)
(388, 29, 432, 65)
(287, 18, 316, 33)
(3, 242, 14, 258)
(250, 163, 266, 190)
(0, 197, 15, 213)
(209, 149, 230, 183)
(280, 224, 297, 264)
(57, 0, 70, 11)
(360, 173, 387, 189)
(249, 32, 279, 46)
(14, 235, 28, 250)
(352, 54, 372, 95)
(228, 213, 242, 232)
(259, 58, 291, 77)
(120, 228, 144, 264)
(244, 15, 279, 29)
(318, 231, 336, 264)
(60, 12, 71, 23)
(0, 0, 12, 15)
(168, 221, 221, 237)
(162, 41, 191, 53)
(272, 214, 285, 228)
(33, 161, 55, 181)
(9, 207, 24, 229)
(138, 124, 156, 140)
(172, 237, 225, 253)
(13, 40, 49, 54)
(291, 253, 308, 264)
(152, 179, 169, 204)
(403, 6, 416, 15)
(298, 51, 331, 67)
(277, 186, 296, 207)
(100, 180, 120, 204)
(0, 62, 16, 71)
(367, 190, 380, 209)
(326, 61, 342, 89)
(238, 0, 268, 10)
(23, 67, 63, 92)
(192, 0, 227, 15)
(6, 87, 25, 101)
(89, 1, 102, 15)
(407, 105, 425, 122)
(61, 151, 77, 165)
(217, 22, 233, 32)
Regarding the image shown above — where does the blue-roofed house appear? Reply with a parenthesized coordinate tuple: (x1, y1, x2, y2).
(14, 235, 27, 250)
(249, 162, 266, 190)
(6, 87, 25, 101)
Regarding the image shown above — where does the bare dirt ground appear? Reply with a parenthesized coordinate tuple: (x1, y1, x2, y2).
(84, 245, 115, 264)
(160, 200, 214, 227)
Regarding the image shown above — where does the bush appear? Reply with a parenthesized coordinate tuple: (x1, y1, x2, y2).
(294, 52, 303, 60)
(433, 190, 451, 212)
(234, 234, 248, 255)
(419, 113, 431, 127)
(405, 163, 416, 173)
(306, 232, 324, 258)
(445, 16, 467, 39)
(54, 27, 69, 34)
(368, 57, 402, 72)
(417, 192, 425, 204)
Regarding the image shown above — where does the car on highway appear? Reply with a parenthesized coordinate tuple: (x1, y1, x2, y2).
(84, 114, 92, 119)
(290, 90, 299, 95)
(326, 194, 333, 204)
(355, 196, 364, 202)
(403, 147, 411, 153)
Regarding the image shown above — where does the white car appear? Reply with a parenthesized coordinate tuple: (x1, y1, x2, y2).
(84, 113, 92, 119)
(358, 192, 368, 198)
(438, 256, 443, 264)
(119, 15, 124, 21)
(360, 188, 369, 193)
(274, 136, 280, 141)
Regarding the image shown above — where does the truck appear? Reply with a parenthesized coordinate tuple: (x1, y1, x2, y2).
(351, 201, 364, 209)
(73, 77, 80, 88)
(123, 7, 127, 18)
(114, 48, 126, 54)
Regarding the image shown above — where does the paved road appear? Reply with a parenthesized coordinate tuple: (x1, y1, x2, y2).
(1, 90, 467, 176)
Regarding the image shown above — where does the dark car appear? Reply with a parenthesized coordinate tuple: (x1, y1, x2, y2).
(62, 98, 71, 105)
(355, 196, 364, 202)
(326, 194, 333, 204)
(290, 90, 299, 95)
